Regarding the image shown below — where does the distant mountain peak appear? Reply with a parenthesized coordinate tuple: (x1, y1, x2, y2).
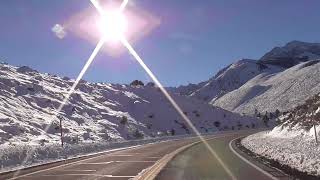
(259, 41, 320, 68)
(285, 40, 320, 47)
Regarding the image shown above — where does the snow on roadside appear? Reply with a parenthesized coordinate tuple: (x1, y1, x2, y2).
(242, 128, 320, 176)
(0, 134, 196, 173)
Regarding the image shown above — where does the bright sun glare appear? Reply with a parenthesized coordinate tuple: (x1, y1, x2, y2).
(97, 10, 128, 43)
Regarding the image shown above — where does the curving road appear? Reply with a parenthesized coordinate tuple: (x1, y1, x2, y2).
(157, 131, 287, 180)
(0, 130, 285, 180)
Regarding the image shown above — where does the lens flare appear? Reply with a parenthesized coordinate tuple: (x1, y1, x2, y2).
(120, 36, 236, 180)
(12, 1, 236, 179)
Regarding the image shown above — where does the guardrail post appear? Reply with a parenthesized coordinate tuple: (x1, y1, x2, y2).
(314, 124, 318, 144)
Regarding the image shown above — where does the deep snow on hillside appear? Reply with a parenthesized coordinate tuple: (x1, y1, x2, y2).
(174, 41, 320, 113)
(213, 60, 320, 115)
(0, 63, 259, 148)
(242, 92, 320, 177)
(190, 59, 283, 103)
(242, 129, 320, 177)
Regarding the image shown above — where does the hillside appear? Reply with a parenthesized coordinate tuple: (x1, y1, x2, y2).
(189, 59, 283, 103)
(0, 63, 258, 147)
(242, 91, 320, 177)
(213, 60, 320, 115)
(171, 41, 320, 117)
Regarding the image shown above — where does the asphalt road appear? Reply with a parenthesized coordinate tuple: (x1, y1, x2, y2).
(157, 132, 286, 180)
(0, 130, 280, 180)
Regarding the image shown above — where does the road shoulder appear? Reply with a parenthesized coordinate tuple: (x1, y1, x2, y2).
(230, 137, 288, 180)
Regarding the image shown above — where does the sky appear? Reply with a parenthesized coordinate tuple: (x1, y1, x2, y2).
(1, 0, 320, 87)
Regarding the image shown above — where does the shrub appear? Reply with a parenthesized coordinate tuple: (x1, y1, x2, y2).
(133, 130, 144, 139)
(251, 123, 255, 128)
(130, 80, 144, 86)
(120, 116, 128, 125)
(27, 87, 35, 92)
(214, 121, 221, 128)
(170, 129, 175, 136)
(275, 109, 280, 117)
(146, 123, 152, 129)
(193, 111, 200, 117)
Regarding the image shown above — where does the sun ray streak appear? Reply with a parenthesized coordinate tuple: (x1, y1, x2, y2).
(119, 0, 129, 12)
(90, 0, 235, 178)
(12, 1, 236, 179)
(90, 0, 105, 15)
(120, 36, 236, 180)
(12, 37, 106, 179)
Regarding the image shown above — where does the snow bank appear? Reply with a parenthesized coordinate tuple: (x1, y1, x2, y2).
(242, 129, 320, 176)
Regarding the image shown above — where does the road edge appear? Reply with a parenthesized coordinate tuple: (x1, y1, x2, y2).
(234, 136, 320, 180)
(229, 137, 279, 180)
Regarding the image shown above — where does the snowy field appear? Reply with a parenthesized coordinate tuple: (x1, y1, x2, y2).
(242, 126, 320, 176)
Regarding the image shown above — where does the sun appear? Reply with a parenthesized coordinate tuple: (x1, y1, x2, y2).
(96, 10, 128, 43)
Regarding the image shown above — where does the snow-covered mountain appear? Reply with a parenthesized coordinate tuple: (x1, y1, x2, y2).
(0, 63, 258, 146)
(210, 41, 320, 115)
(213, 60, 320, 115)
(189, 59, 283, 103)
(172, 41, 320, 117)
(168, 81, 207, 96)
(260, 41, 320, 68)
(2, 40, 319, 148)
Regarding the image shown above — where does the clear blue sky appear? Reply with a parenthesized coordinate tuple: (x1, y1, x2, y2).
(1, 0, 320, 86)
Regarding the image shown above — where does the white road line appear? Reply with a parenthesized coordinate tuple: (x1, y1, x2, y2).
(115, 161, 156, 163)
(37, 174, 135, 178)
(60, 170, 97, 172)
(79, 161, 113, 165)
(8, 145, 141, 180)
(7, 134, 232, 180)
(116, 152, 141, 155)
(135, 135, 233, 180)
(228, 138, 278, 180)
